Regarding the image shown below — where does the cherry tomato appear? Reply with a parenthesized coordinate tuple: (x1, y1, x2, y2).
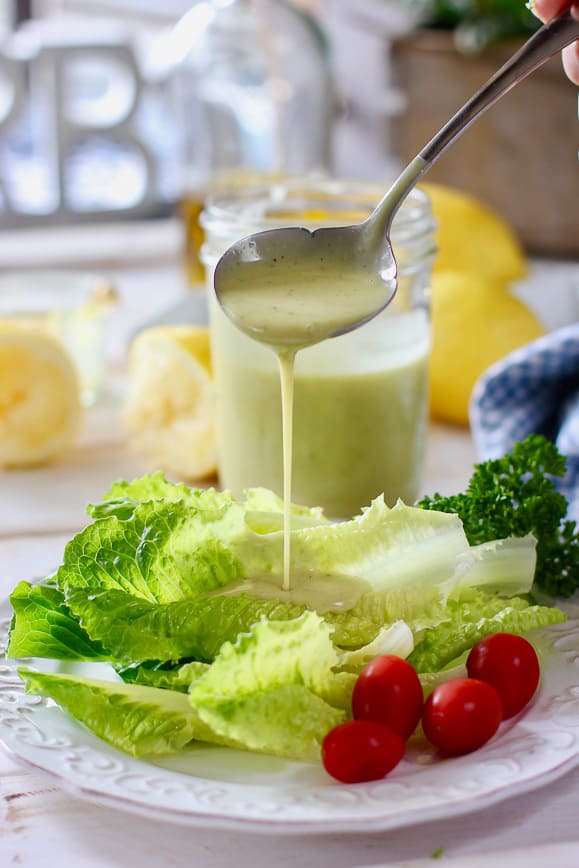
(322, 720, 405, 783)
(466, 632, 540, 719)
(352, 655, 423, 740)
(422, 678, 502, 755)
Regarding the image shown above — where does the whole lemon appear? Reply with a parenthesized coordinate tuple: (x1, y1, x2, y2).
(422, 183, 528, 283)
(429, 270, 545, 426)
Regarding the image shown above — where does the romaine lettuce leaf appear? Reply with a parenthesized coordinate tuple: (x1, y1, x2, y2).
(87, 472, 224, 519)
(57, 498, 246, 602)
(191, 611, 340, 699)
(232, 497, 472, 596)
(7, 582, 107, 661)
(66, 588, 305, 663)
(18, 611, 350, 762)
(116, 660, 209, 692)
(326, 585, 451, 648)
(18, 666, 239, 756)
(60, 479, 543, 622)
(189, 613, 346, 759)
(89, 475, 327, 531)
(60, 485, 330, 604)
(408, 597, 566, 672)
(56, 490, 479, 658)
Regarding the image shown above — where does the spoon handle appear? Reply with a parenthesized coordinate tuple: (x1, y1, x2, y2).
(420, 6, 578, 163)
(369, 7, 579, 240)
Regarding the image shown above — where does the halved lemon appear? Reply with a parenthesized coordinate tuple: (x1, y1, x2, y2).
(124, 325, 217, 480)
(0, 325, 83, 467)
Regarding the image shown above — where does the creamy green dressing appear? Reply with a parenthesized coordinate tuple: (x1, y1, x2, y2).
(278, 349, 295, 591)
(217, 258, 391, 348)
(206, 571, 371, 614)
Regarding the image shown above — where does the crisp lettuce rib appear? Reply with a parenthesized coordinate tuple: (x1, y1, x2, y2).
(339, 621, 414, 670)
(458, 535, 538, 596)
(18, 666, 239, 757)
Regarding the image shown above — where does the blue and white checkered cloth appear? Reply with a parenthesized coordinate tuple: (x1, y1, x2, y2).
(470, 322, 579, 521)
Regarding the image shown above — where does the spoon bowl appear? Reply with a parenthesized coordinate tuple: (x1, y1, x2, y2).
(214, 221, 398, 349)
(214, 8, 579, 347)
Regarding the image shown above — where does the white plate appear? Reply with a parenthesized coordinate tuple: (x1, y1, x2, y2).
(2, 597, 579, 835)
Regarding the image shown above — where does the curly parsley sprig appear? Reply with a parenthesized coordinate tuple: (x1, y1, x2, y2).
(418, 435, 579, 597)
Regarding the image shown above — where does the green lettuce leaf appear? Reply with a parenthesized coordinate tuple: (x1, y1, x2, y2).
(58, 485, 486, 629)
(19, 611, 350, 761)
(326, 585, 452, 648)
(116, 660, 210, 692)
(55, 489, 481, 668)
(89, 475, 327, 531)
(232, 497, 471, 595)
(189, 613, 346, 760)
(60, 485, 330, 605)
(66, 588, 306, 663)
(87, 472, 223, 519)
(7, 582, 107, 661)
(57, 498, 246, 603)
(18, 666, 239, 757)
(408, 597, 567, 672)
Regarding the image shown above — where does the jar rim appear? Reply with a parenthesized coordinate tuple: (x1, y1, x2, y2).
(200, 176, 435, 239)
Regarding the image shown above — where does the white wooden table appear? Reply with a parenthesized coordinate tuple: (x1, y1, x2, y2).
(1, 225, 579, 866)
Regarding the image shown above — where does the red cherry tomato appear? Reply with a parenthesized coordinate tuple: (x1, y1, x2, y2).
(422, 678, 502, 755)
(352, 655, 423, 740)
(322, 720, 405, 783)
(466, 632, 540, 719)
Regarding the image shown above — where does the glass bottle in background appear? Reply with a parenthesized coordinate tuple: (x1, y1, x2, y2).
(166, 0, 334, 285)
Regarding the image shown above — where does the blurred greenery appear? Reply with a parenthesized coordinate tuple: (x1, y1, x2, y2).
(402, 0, 540, 51)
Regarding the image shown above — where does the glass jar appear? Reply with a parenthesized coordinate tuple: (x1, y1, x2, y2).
(167, 0, 334, 285)
(201, 178, 437, 517)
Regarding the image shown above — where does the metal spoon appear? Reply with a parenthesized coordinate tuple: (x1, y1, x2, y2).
(214, 8, 579, 347)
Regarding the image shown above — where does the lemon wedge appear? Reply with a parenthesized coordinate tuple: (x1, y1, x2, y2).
(0, 325, 83, 467)
(429, 270, 545, 426)
(422, 183, 528, 282)
(124, 325, 217, 480)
